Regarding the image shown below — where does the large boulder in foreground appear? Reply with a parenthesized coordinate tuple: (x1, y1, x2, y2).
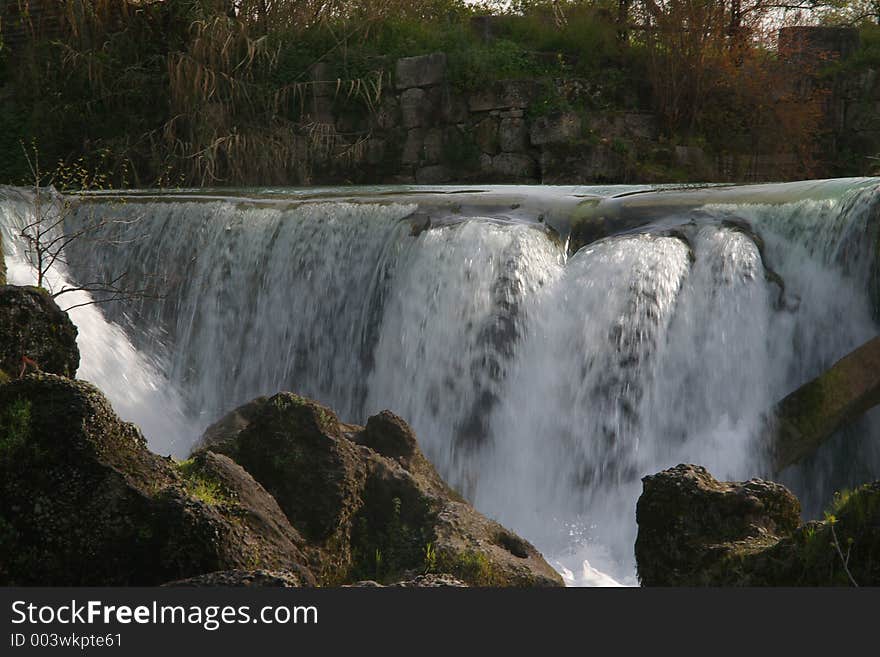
(0, 375, 315, 585)
(0, 285, 79, 380)
(195, 395, 563, 587)
(636, 464, 880, 586)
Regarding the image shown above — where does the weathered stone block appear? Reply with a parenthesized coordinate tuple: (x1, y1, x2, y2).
(492, 153, 537, 180)
(530, 112, 583, 146)
(400, 88, 428, 129)
(500, 79, 538, 109)
(395, 52, 447, 90)
(366, 138, 386, 165)
(468, 88, 502, 113)
(402, 128, 425, 164)
(441, 88, 469, 124)
(499, 117, 528, 153)
(474, 118, 500, 155)
(416, 165, 451, 184)
(423, 128, 444, 164)
(373, 95, 401, 131)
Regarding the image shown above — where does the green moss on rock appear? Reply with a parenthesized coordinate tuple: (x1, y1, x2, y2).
(0, 375, 316, 585)
(195, 396, 564, 587)
(0, 285, 79, 378)
(636, 464, 880, 586)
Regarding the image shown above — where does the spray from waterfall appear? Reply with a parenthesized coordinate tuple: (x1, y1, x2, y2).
(2, 181, 879, 586)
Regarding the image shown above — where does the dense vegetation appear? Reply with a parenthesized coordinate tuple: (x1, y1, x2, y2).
(0, 0, 878, 186)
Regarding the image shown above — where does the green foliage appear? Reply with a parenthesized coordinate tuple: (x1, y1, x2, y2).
(350, 493, 436, 583)
(438, 548, 497, 586)
(825, 23, 880, 75)
(176, 458, 234, 506)
(442, 128, 481, 168)
(502, 4, 619, 76)
(423, 541, 438, 573)
(448, 39, 542, 91)
(0, 398, 32, 462)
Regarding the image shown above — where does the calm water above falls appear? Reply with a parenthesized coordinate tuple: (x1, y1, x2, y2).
(3, 180, 880, 586)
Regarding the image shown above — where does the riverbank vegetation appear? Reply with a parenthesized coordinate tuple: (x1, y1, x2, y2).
(0, 0, 878, 186)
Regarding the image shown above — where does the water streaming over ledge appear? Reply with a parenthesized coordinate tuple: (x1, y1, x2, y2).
(3, 181, 880, 586)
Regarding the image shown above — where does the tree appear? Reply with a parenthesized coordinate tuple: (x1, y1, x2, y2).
(17, 142, 160, 312)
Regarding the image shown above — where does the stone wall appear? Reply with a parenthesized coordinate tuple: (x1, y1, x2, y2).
(305, 52, 668, 185)
(305, 45, 876, 185)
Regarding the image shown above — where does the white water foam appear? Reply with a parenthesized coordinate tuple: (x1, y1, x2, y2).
(3, 182, 879, 585)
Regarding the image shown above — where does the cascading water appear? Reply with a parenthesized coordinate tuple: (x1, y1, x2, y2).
(0, 188, 195, 456)
(2, 180, 879, 586)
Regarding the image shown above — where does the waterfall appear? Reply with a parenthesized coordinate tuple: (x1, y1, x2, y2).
(2, 180, 879, 586)
(0, 187, 195, 456)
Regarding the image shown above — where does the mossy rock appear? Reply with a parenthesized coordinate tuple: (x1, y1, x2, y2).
(196, 395, 563, 587)
(636, 464, 880, 586)
(0, 375, 315, 585)
(635, 464, 801, 586)
(0, 285, 79, 378)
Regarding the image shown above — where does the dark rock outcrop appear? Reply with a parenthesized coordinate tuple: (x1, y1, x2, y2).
(636, 464, 880, 586)
(196, 394, 563, 587)
(635, 464, 800, 586)
(0, 285, 79, 379)
(0, 375, 315, 585)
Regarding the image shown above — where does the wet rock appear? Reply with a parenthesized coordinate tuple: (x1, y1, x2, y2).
(635, 464, 880, 586)
(196, 395, 563, 587)
(0, 285, 79, 378)
(0, 375, 315, 585)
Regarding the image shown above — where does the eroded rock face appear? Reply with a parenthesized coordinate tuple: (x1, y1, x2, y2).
(0, 375, 315, 585)
(0, 286, 79, 379)
(636, 464, 880, 586)
(196, 394, 563, 587)
(635, 464, 800, 586)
